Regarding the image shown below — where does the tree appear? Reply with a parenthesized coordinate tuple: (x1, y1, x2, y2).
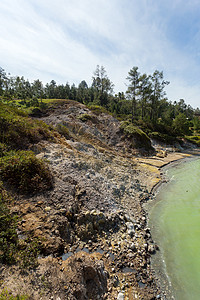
(45, 80, 57, 98)
(92, 65, 114, 106)
(32, 79, 44, 102)
(77, 80, 89, 103)
(193, 116, 200, 131)
(126, 67, 140, 122)
(150, 70, 169, 122)
(172, 113, 190, 136)
(0, 67, 7, 96)
(138, 73, 152, 120)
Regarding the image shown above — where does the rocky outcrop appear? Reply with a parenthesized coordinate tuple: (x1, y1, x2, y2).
(0, 101, 164, 299)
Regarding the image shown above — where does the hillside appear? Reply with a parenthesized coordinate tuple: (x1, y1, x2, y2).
(0, 100, 193, 299)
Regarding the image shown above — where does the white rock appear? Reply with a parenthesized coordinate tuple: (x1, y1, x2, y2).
(117, 292, 124, 300)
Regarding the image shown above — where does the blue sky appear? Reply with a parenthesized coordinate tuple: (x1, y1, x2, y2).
(0, 0, 200, 108)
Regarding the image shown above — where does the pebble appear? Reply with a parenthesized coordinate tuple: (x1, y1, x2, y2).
(130, 242, 136, 251)
(44, 206, 51, 212)
(117, 292, 124, 300)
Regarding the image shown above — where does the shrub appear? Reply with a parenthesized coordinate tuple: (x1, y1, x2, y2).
(55, 123, 70, 138)
(185, 135, 200, 146)
(0, 288, 28, 300)
(78, 113, 93, 122)
(0, 151, 53, 194)
(120, 121, 153, 151)
(0, 182, 18, 264)
(87, 104, 109, 115)
(0, 143, 9, 157)
(149, 131, 176, 144)
(0, 102, 54, 149)
(17, 237, 40, 269)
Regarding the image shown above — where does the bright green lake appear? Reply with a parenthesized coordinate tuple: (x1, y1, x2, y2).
(148, 157, 200, 300)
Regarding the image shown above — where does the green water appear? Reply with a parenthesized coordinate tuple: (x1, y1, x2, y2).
(148, 157, 200, 300)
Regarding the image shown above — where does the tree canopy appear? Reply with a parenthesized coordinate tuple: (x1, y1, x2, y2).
(0, 65, 199, 141)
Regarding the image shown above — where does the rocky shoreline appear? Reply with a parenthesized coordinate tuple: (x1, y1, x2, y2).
(1, 100, 199, 299)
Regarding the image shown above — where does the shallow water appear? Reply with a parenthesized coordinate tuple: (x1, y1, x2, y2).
(148, 157, 200, 300)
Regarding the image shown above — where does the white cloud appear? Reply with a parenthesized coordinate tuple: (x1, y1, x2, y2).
(0, 0, 200, 107)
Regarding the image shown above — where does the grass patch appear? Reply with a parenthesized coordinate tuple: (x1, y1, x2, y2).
(0, 150, 53, 194)
(0, 288, 28, 300)
(78, 113, 95, 122)
(55, 123, 70, 138)
(87, 104, 109, 115)
(0, 102, 54, 150)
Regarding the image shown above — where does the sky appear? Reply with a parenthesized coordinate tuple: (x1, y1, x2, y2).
(0, 0, 200, 108)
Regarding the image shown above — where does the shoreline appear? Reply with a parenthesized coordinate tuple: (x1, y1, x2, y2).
(142, 149, 200, 299)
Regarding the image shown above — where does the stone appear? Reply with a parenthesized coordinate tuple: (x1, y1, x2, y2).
(45, 206, 51, 212)
(126, 222, 135, 237)
(130, 242, 136, 251)
(148, 244, 156, 254)
(117, 292, 124, 300)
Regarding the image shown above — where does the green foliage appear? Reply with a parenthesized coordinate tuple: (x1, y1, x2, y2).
(185, 135, 200, 146)
(0, 151, 53, 194)
(0, 183, 42, 267)
(55, 123, 70, 138)
(193, 117, 200, 131)
(120, 121, 153, 150)
(149, 131, 176, 144)
(120, 121, 148, 138)
(0, 102, 54, 149)
(87, 104, 109, 115)
(0, 182, 18, 264)
(172, 113, 191, 136)
(0, 288, 28, 300)
(17, 237, 40, 269)
(0, 66, 199, 144)
(78, 113, 93, 122)
(0, 143, 9, 157)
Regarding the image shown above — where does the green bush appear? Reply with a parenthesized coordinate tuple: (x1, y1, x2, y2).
(17, 237, 40, 269)
(185, 135, 200, 146)
(0, 102, 54, 149)
(0, 288, 28, 300)
(120, 121, 153, 151)
(55, 123, 70, 138)
(78, 113, 93, 122)
(0, 151, 53, 194)
(0, 182, 18, 264)
(0, 143, 9, 157)
(87, 104, 109, 115)
(0, 182, 42, 267)
(149, 131, 176, 144)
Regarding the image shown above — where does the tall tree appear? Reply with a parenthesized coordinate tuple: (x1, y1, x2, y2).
(150, 70, 169, 122)
(0, 67, 7, 96)
(92, 65, 114, 106)
(77, 80, 88, 103)
(126, 66, 140, 122)
(138, 73, 152, 120)
(32, 79, 44, 102)
(45, 80, 57, 99)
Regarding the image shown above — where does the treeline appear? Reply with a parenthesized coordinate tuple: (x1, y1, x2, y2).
(0, 65, 200, 137)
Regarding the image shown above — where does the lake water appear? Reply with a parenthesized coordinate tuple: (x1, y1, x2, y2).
(147, 157, 200, 300)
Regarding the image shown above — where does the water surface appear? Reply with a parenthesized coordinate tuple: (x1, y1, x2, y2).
(148, 157, 200, 300)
